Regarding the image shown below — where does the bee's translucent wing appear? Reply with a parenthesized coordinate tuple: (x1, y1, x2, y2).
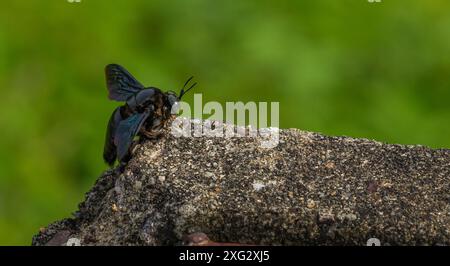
(114, 111, 150, 162)
(105, 64, 145, 101)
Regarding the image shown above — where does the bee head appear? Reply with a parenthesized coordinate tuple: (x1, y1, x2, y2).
(164, 76, 196, 116)
(164, 91, 179, 115)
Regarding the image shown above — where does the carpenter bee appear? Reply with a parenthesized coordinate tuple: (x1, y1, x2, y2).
(103, 64, 196, 167)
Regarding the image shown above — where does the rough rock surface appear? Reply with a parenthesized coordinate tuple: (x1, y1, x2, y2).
(32, 119, 450, 246)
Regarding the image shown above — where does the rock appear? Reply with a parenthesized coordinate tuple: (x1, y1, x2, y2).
(32, 119, 450, 245)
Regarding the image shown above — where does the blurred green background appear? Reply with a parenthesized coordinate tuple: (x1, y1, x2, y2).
(0, 0, 449, 245)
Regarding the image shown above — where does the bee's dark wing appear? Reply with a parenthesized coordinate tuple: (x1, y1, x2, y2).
(103, 106, 123, 166)
(105, 64, 145, 101)
(114, 111, 150, 162)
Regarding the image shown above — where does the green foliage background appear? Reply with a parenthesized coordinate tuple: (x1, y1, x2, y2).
(0, 0, 449, 245)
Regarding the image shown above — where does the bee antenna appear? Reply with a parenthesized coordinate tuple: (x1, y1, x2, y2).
(179, 76, 196, 99)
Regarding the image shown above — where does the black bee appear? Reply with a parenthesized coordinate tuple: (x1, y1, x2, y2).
(103, 64, 196, 167)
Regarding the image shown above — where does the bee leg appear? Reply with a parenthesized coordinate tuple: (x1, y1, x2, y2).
(116, 138, 141, 172)
(114, 162, 127, 174)
(141, 117, 166, 140)
(114, 152, 131, 174)
(129, 139, 140, 155)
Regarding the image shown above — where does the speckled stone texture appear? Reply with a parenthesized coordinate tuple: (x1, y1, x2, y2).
(32, 120, 450, 246)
